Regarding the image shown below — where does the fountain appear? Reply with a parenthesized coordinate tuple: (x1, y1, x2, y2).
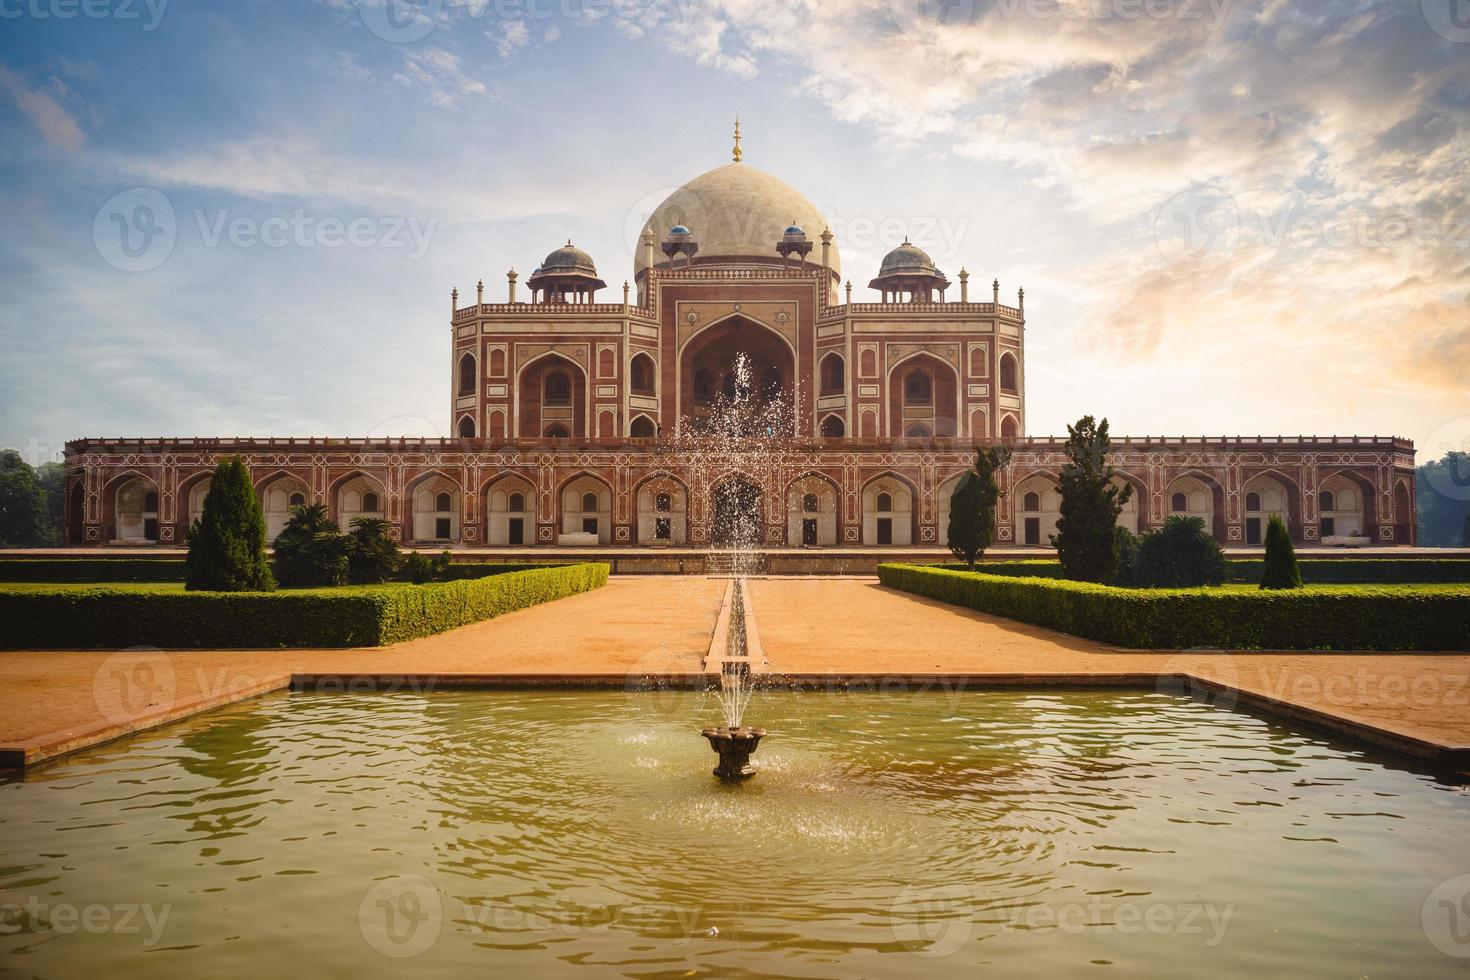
(701, 580, 766, 780)
(673, 351, 794, 780)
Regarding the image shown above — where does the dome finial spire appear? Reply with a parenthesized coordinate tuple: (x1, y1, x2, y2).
(732, 115, 742, 163)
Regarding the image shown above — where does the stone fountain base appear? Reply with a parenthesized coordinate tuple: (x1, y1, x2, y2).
(700, 726, 767, 780)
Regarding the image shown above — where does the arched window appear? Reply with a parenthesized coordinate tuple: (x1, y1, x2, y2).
(630, 354, 655, 394)
(489, 348, 506, 376)
(1320, 490, 1335, 511)
(1171, 492, 1187, 512)
(581, 491, 598, 513)
(457, 416, 475, 438)
(969, 347, 986, 376)
(820, 415, 845, 437)
(598, 347, 615, 378)
(694, 368, 714, 405)
(509, 492, 525, 512)
(999, 352, 1018, 393)
(876, 492, 893, 512)
(289, 491, 306, 508)
(458, 353, 476, 395)
(904, 370, 931, 404)
(362, 492, 380, 513)
(802, 493, 818, 513)
(860, 348, 877, 376)
(435, 492, 452, 512)
(545, 371, 571, 406)
(904, 423, 931, 438)
(820, 354, 844, 394)
(1000, 415, 1019, 439)
(143, 490, 159, 512)
(545, 424, 569, 439)
(655, 492, 671, 513)
(1023, 491, 1040, 511)
(630, 416, 655, 438)
(1246, 491, 1261, 511)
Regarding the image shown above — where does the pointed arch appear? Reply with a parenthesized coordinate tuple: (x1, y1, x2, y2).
(405, 468, 462, 543)
(629, 414, 657, 438)
(330, 470, 387, 527)
(103, 470, 161, 544)
(785, 470, 840, 546)
(482, 470, 537, 546)
(633, 470, 689, 544)
(557, 470, 613, 544)
(885, 350, 960, 438)
(818, 350, 845, 395)
(458, 350, 477, 396)
(516, 350, 589, 439)
(861, 471, 919, 546)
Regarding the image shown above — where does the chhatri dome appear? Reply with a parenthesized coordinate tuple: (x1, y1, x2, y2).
(636, 122, 839, 278)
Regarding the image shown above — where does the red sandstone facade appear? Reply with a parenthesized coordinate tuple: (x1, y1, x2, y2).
(62, 158, 1417, 550)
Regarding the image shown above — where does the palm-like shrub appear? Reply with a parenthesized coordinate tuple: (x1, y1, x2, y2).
(1132, 515, 1227, 588)
(1259, 514, 1303, 589)
(346, 516, 400, 584)
(185, 457, 275, 592)
(273, 503, 347, 587)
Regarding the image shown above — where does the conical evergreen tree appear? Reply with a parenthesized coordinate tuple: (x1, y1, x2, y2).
(1052, 416, 1132, 583)
(1258, 513, 1302, 590)
(185, 457, 275, 592)
(947, 446, 1010, 570)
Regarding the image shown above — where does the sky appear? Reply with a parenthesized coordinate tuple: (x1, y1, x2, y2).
(0, 0, 1466, 467)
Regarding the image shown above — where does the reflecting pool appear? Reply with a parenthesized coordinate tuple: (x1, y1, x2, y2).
(2, 690, 1467, 977)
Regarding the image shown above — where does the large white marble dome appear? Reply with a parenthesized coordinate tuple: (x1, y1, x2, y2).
(636, 162, 839, 277)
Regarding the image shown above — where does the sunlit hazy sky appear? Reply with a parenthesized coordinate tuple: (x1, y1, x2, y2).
(1, 0, 1466, 463)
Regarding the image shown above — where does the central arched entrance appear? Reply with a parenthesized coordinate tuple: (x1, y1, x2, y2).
(711, 477, 762, 548)
(681, 317, 795, 435)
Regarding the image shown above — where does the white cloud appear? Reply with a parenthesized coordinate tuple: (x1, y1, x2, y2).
(391, 47, 487, 107)
(0, 64, 86, 151)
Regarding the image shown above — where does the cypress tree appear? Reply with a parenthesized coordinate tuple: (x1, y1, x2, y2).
(185, 457, 275, 592)
(1258, 513, 1302, 590)
(1052, 416, 1131, 583)
(947, 446, 1011, 570)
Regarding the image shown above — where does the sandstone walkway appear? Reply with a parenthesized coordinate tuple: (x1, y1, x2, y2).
(1, 576, 1465, 770)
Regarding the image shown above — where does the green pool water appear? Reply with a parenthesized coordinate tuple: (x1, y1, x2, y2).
(2, 689, 1468, 978)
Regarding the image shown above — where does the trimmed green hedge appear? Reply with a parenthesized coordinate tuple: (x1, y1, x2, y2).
(933, 558, 1470, 585)
(0, 557, 577, 584)
(0, 563, 610, 649)
(0, 558, 189, 582)
(881, 563, 1470, 651)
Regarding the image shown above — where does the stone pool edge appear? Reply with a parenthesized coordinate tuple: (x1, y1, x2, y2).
(3, 670, 1467, 774)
